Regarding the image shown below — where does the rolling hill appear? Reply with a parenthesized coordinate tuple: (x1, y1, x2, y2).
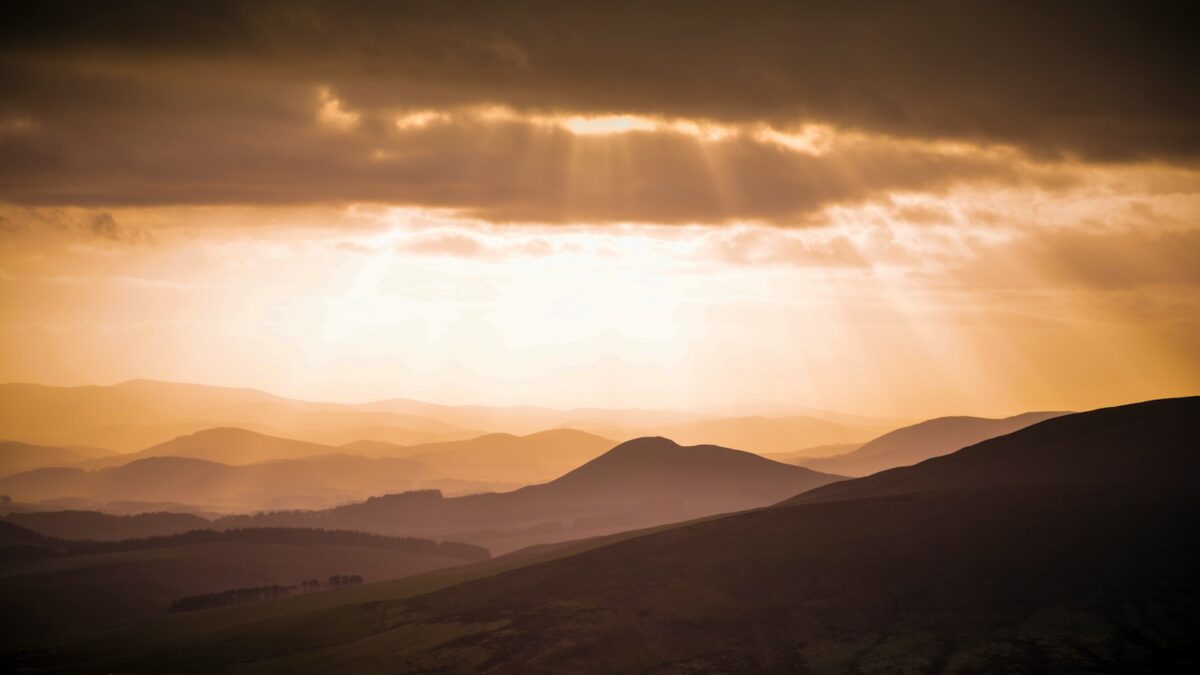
(382, 429, 617, 484)
(80, 427, 350, 468)
(763, 442, 863, 464)
(800, 410, 1068, 476)
(786, 399, 1190, 505)
(0, 440, 112, 477)
(45, 397, 1197, 673)
(0, 452, 516, 514)
(217, 437, 845, 553)
(0, 379, 718, 451)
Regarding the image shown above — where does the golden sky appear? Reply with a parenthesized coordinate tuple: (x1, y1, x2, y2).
(1, 1, 1197, 417)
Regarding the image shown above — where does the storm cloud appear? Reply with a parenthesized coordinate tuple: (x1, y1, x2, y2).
(1, 0, 1197, 220)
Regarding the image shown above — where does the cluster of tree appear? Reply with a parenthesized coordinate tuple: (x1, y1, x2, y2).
(168, 573, 365, 613)
(326, 574, 364, 588)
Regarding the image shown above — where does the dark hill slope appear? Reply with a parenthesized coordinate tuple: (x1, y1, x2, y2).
(0, 528, 490, 644)
(800, 410, 1067, 476)
(785, 396, 1198, 506)
(47, 486, 1199, 674)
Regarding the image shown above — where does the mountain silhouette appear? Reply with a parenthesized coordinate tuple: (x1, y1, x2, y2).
(594, 415, 883, 455)
(800, 410, 1067, 476)
(218, 437, 844, 553)
(86, 397, 1199, 673)
(785, 397, 1194, 505)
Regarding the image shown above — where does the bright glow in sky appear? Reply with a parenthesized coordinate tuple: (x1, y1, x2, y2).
(3, 12, 1198, 419)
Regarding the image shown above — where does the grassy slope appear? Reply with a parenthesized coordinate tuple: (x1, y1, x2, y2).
(0, 517, 713, 670)
(0, 540, 486, 645)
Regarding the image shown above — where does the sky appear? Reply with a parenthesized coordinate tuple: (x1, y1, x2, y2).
(1, 1, 1198, 418)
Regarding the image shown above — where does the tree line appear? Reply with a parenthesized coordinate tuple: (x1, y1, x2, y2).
(168, 574, 365, 613)
(70, 526, 490, 561)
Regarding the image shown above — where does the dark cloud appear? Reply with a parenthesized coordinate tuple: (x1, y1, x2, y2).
(0, 0, 1196, 217)
(4, 1, 1197, 158)
(0, 101, 1026, 223)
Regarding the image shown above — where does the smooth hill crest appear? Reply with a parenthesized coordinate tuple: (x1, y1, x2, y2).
(550, 436, 840, 496)
(799, 409, 1069, 476)
(216, 436, 845, 553)
(784, 396, 1199, 506)
(82, 427, 341, 467)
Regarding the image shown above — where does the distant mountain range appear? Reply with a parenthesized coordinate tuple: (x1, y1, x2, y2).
(799, 410, 1068, 476)
(0, 379, 898, 455)
(205, 437, 845, 553)
(4, 436, 844, 551)
(0, 428, 565, 511)
(66, 397, 1197, 673)
(0, 380, 475, 452)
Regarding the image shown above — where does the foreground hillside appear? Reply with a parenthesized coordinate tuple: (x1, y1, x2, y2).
(800, 410, 1067, 476)
(217, 437, 843, 553)
(0, 526, 488, 644)
(29, 397, 1194, 673)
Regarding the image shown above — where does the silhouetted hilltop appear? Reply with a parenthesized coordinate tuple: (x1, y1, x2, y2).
(217, 437, 844, 553)
(800, 410, 1068, 476)
(549, 436, 838, 499)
